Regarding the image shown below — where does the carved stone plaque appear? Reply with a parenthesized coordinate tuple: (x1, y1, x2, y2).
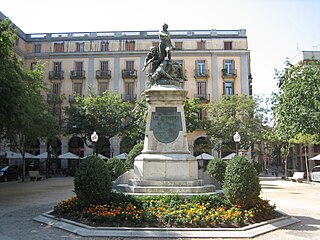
(150, 107, 182, 143)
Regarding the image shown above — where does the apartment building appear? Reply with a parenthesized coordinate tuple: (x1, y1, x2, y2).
(0, 12, 252, 167)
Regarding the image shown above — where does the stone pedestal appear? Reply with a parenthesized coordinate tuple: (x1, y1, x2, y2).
(115, 84, 215, 195)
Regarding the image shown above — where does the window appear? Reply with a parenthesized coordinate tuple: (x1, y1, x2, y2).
(30, 62, 36, 70)
(223, 60, 234, 74)
(75, 62, 83, 72)
(224, 82, 234, 95)
(197, 40, 206, 50)
(76, 42, 85, 52)
(124, 82, 135, 101)
(54, 62, 62, 73)
(34, 44, 41, 53)
(73, 82, 83, 95)
(224, 41, 232, 50)
(197, 60, 206, 76)
(101, 41, 109, 51)
(125, 41, 135, 51)
(198, 109, 207, 121)
(175, 42, 183, 50)
(126, 61, 134, 71)
(197, 81, 207, 99)
(100, 61, 109, 72)
(51, 83, 61, 95)
(99, 82, 109, 95)
(54, 43, 64, 52)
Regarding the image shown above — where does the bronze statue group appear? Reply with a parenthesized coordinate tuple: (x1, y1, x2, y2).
(143, 23, 186, 86)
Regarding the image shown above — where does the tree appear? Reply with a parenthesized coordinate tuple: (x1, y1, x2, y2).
(273, 60, 320, 138)
(0, 19, 25, 138)
(205, 95, 269, 154)
(291, 134, 319, 183)
(184, 97, 202, 132)
(64, 91, 132, 149)
(273, 60, 320, 177)
(8, 61, 60, 181)
(0, 19, 59, 180)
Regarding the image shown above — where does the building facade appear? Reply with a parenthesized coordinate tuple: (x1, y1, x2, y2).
(0, 12, 252, 169)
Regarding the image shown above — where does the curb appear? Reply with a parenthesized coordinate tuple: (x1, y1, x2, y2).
(33, 210, 300, 238)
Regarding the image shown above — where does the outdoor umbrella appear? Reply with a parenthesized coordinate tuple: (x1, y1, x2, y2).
(114, 153, 128, 160)
(83, 153, 108, 160)
(309, 154, 320, 161)
(222, 152, 237, 160)
(0, 150, 35, 159)
(195, 153, 214, 160)
(33, 152, 54, 159)
(58, 152, 80, 159)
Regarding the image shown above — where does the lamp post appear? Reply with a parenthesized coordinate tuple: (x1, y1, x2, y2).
(233, 132, 241, 155)
(91, 131, 99, 155)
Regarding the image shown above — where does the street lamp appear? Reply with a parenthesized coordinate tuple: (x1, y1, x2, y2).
(233, 132, 241, 155)
(91, 131, 99, 155)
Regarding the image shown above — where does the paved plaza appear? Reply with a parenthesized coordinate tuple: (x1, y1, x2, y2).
(0, 176, 319, 239)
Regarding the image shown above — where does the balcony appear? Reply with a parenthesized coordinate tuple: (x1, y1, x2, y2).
(194, 69, 210, 78)
(96, 70, 112, 79)
(47, 94, 63, 104)
(194, 93, 210, 103)
(70, 70, 86, 80)
(122, 94, 137, 102)
(49, 71, 64, 80)
(122, 69, 137, 79)
(221, 69, 237, 79)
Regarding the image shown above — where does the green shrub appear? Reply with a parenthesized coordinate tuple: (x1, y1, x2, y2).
(125, 143, 143, 170)
(106, 157, 127, 181)
(206, 158, 228, 183)
(74, 155, 112, 206)
(223, 156, 261, 209)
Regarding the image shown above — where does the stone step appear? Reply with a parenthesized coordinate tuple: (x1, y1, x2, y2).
(115, 184, 216, 194)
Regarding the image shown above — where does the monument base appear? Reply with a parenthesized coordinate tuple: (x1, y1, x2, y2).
(113, 84, 216, 196)
(114, 153, 216, 195)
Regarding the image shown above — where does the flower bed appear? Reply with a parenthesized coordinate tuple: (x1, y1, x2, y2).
(53, 194, 280, 228)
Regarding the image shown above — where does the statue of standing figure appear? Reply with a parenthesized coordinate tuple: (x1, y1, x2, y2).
(142, 23, 185, 86)
(158, 23, 174, 61)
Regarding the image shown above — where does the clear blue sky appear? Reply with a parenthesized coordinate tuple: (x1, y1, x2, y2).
(1, 0, 320, 98)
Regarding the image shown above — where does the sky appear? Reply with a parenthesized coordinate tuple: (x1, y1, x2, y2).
(1, 0, 320, 99)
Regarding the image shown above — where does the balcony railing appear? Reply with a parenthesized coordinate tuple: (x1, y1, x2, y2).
(121, 94, 137, 102)
(70, 70, 86, 80)
(47, 94, 63, 104)
(122, 69, 137, 79)
(96, 70, 112, 79)
(194, 69, 210, 78)
(221, 69, 237, 78)
(194, 93, 210, 102)
(49, 71, 64, 80)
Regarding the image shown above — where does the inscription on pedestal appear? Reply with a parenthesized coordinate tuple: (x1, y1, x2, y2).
(150, 107, 182, 143)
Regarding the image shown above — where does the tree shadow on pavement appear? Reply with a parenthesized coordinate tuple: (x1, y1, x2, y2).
(284, 215, 320, 232)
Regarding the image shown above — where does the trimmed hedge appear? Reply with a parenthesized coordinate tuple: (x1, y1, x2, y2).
(74, 155, 112, 206)
(223, 156, 261, 209)
(206, 158, 228, 183)
(106, 157, 127, 181)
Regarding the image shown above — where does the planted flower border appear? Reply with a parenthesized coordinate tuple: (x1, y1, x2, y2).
(53, 194, 279, 228)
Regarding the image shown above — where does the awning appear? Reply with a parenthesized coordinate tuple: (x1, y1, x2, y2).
(222, 153, 236, 160)
(114, 153, 128, 160)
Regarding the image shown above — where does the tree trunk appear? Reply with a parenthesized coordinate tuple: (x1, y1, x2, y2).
(304, 146, 310, 183)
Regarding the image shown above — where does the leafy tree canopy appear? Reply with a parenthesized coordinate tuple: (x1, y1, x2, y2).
(64, 91, 132, 144)
(205, 95, 270, 149)
(273, 60, 320, 140)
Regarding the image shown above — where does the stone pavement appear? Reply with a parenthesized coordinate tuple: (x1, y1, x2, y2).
(0, 176, 319, 239)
